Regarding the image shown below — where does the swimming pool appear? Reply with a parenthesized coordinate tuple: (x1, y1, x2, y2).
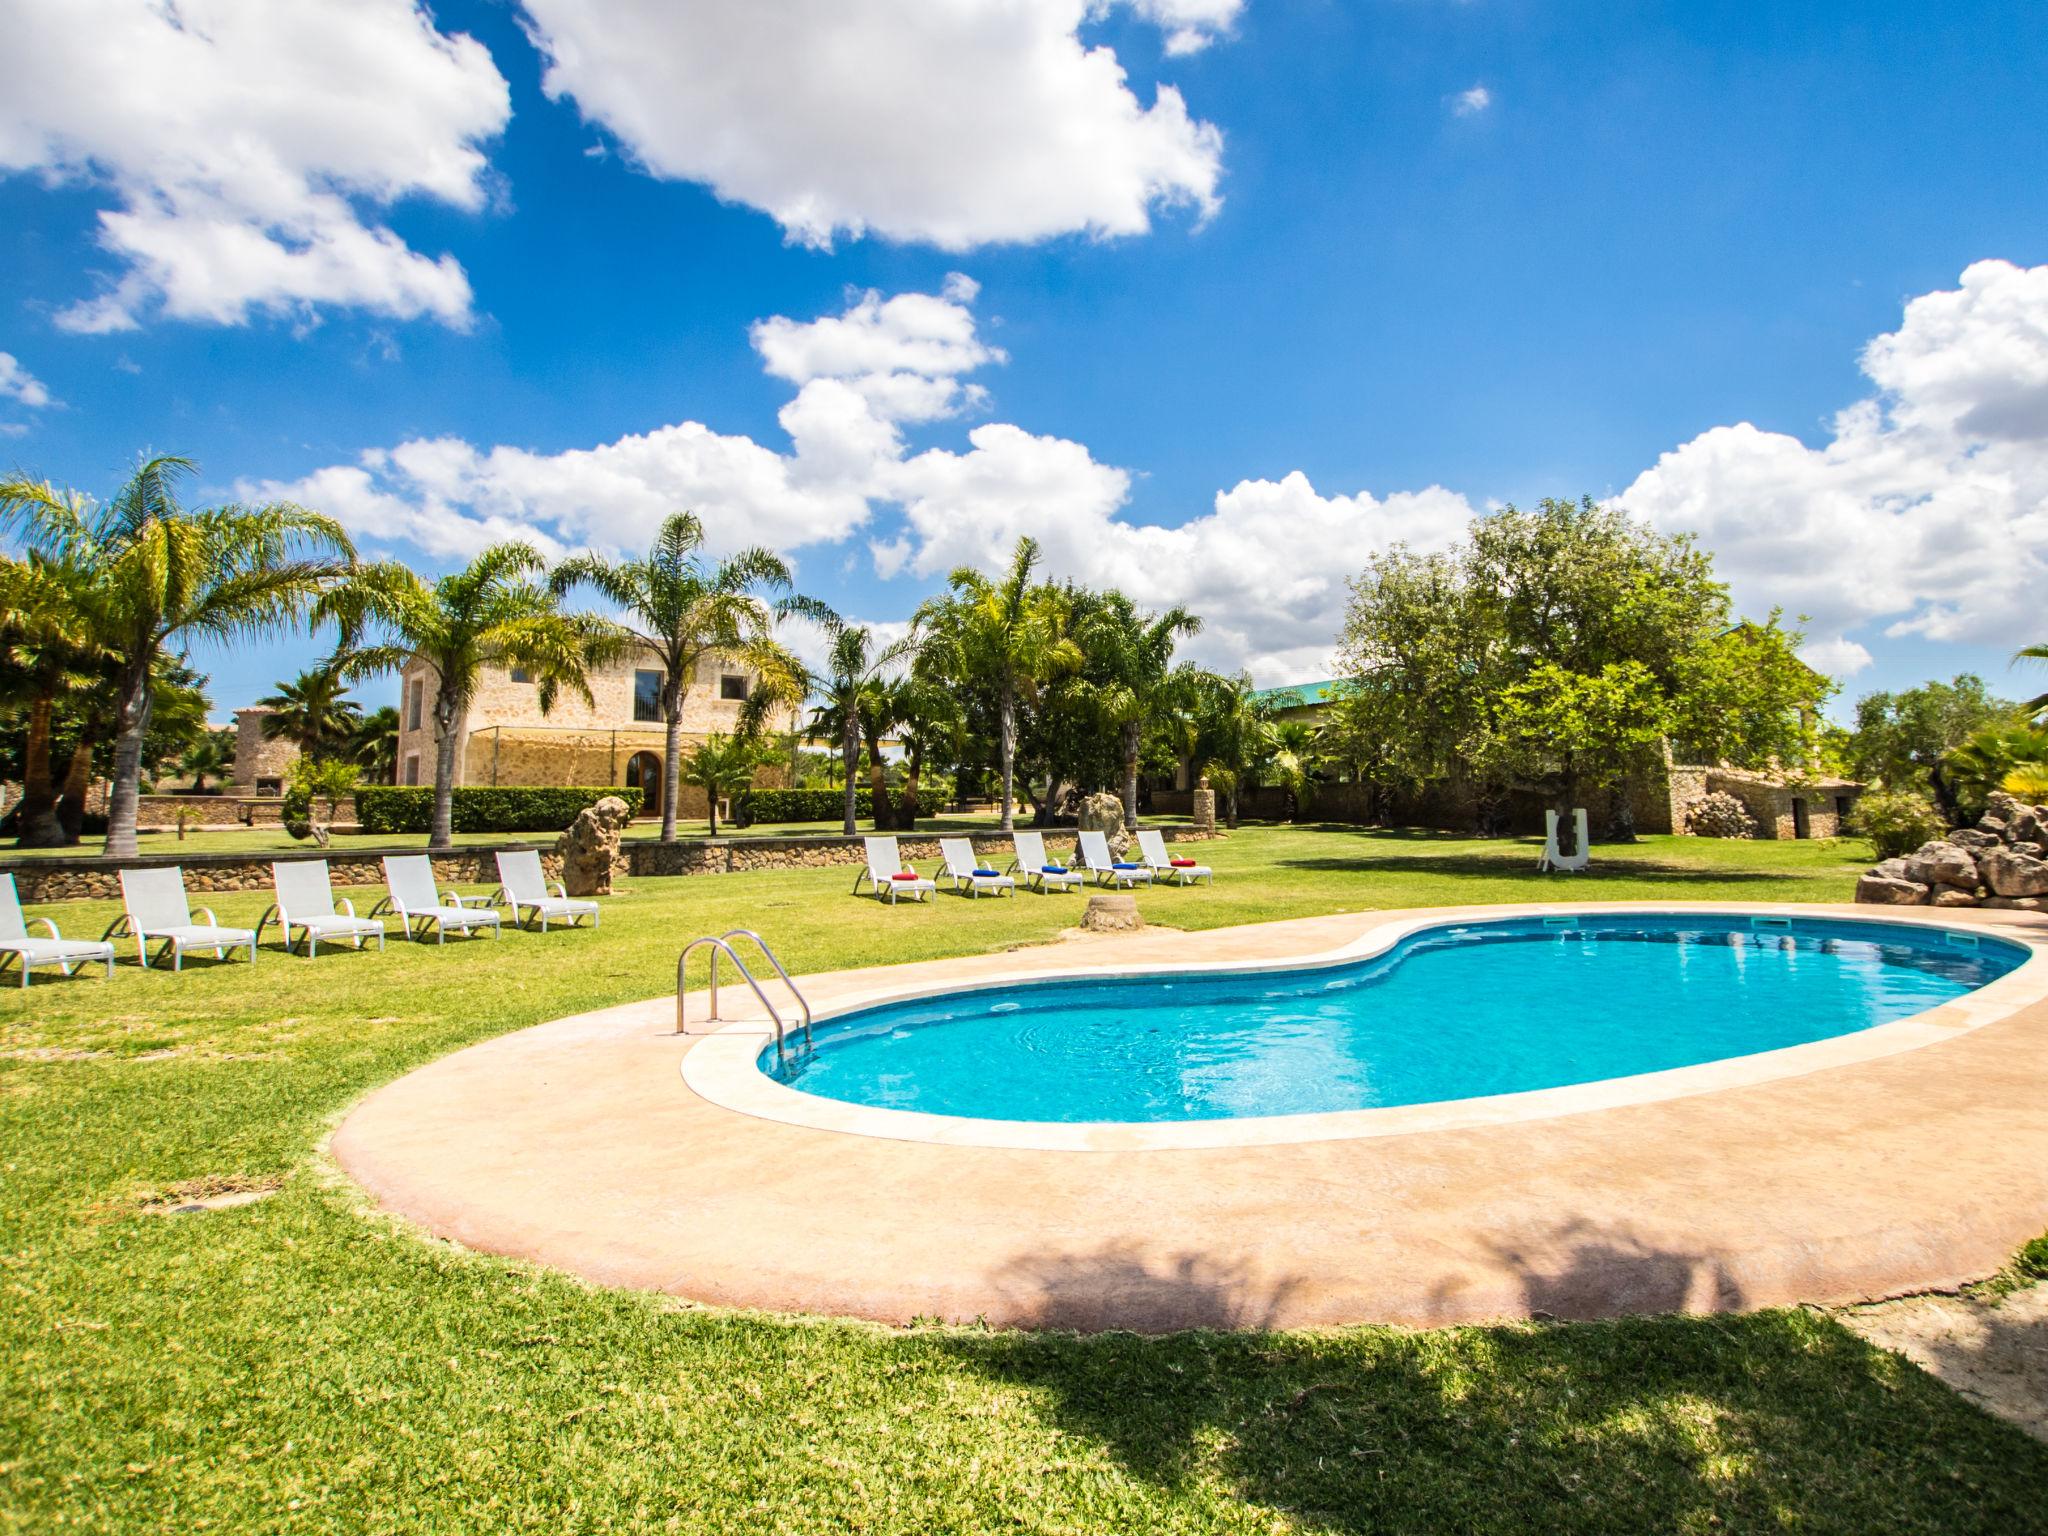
(763, 914, 2028, 1124)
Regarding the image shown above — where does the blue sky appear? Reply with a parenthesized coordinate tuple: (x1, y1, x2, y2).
(4, 0, 2045, 722)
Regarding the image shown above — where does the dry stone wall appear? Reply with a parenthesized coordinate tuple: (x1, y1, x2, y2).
(1853, 792, 2048, 912)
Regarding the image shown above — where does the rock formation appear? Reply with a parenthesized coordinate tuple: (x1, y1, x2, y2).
(556, 795, 633, 897)
(1077, 790, 1132, 860)
(1852, 791, 2048, 912)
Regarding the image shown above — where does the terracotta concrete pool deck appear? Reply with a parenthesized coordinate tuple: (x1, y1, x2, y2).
(331, 901, 2048, 1332)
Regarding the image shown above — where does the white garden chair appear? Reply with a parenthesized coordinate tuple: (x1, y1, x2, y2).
(114, 867, 258, 971)
(0, 872, 114, 987)
(937, 837, 1014, 898)
(1537, 809, 1592, 874)
(1078, 829, 1154, 888)
(374, 855, 502, 943)
(494, 849, 600, 931)
(853, 836, 935, 903)
(1136, 828, 1213, 886)
(259, 860, 386, 956)
(1007, 831, 1084, 893)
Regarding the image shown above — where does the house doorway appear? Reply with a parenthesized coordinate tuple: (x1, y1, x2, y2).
(1791, 797, 1810, 839)
(624, 751, 662, 821)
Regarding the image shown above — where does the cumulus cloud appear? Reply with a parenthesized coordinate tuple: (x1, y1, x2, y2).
(518, 0, 1226, 251)
(0, 352, 54, 410)
(751, 274, 1004, 423)
(1616, 258, 2048, 670)
(1, 0, 509, 331)
(1451, 84, 1492, 117)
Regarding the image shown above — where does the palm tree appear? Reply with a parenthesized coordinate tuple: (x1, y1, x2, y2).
(177, 729, 234, 793)
(1192, 671, 1268, 828)
(915, 537, 1081, 832)
(1079, 591, 1200, 831)
(0, 553, 101, 847)
(679, 732, 773, 838)
(550, 512, 816, 843)
(258, 660, 362, 759)
(806, 618, 914, 835)
(0, 456, 353, 858)
(2018, 643, 2048, 719)
(316, 544, 622, 850)
(894, 669, 966, 826)
(349, 705, 402, 784)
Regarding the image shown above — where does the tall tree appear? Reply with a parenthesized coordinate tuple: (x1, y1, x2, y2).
(550, 511, 815, 842)
(258, 660, 362, 759)
(0, 553, 99, 847)
(0, 456, 352, 858)
(915, 537, 1081, 832)
(678, 732, 773, 838)
(316, 544, 621, 850)
(1079, 591, 1200, 831)
(178, 727, 235, 793)
(805, 618, 913, 836)
(1844, 673, 2014, 824)
(349, 705, 402, 784)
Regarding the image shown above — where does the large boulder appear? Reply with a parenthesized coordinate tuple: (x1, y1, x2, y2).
(1077, 790, 1132, 860)
(1855, 873, 1930, 905)
(1950, 827, 2001, 851)
(2007, 806, 2044, 845)
(1980, 847, 2048, 900)
(555, 795, 633, 897)
(1929, 887, 1980, 908)
(1902, 840, 1979, 891)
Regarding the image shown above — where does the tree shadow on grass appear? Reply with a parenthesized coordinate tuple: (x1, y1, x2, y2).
(942, 1226, 2048, 1533)
(1275, 850, 1815, 885)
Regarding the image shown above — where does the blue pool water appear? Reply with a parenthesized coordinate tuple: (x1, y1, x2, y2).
(766, 915, 2027, 1124)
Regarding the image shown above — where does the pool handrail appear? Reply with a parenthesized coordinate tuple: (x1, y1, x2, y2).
(676, 931, 812, 1067)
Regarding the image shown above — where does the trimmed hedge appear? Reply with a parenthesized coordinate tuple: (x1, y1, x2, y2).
(736, 787, 872, 824)
(355, 785, 643, 835)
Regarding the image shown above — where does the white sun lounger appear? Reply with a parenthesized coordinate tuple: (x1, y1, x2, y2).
(1538, 808, 1592, 874)
(116, 866, 258, 970)
(1008, 831, 1084, 893)
(1078, 829, 1154, 888)
(259, 859, 386, 956)
(0, 872, 114, 986)
(938, 837, 1014, 898)
(495, 849, 600, 931)
(1136, 828, 1213, 886)
(854, 835, 935, 903)
(376, 855, 502, 943)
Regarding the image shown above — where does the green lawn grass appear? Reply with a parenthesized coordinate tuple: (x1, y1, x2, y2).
(6, 824, 2045, 1534)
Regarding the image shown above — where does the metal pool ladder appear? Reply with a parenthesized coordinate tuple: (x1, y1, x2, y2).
(676, 929, 813, 1067)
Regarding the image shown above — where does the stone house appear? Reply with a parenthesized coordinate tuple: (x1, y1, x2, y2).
(231, 705, 299, 795)
(392, 649, 801, 820)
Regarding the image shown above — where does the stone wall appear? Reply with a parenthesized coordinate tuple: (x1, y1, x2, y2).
(232, 706, 298, 791)
(3, 826, 1219, 904)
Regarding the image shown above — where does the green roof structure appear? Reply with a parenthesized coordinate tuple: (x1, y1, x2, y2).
(1248, 680, 1338, 711)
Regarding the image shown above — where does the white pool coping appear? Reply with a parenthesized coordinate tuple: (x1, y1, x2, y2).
(678, 903, 2048, 1152)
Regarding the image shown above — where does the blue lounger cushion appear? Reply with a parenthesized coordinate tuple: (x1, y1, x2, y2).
(1042, 865, 1070, 875)
(1112, 861, 1143, 870)
(973, 867, 1002, 878)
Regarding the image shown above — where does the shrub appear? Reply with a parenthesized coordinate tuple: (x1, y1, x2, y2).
(1685, 790, 1757, 839)
(354, 785, 643, 835)
(1851, 785, 1946, 860)
(736, 787, 873, 824)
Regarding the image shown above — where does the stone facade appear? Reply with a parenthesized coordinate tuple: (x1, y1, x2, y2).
(393, 648, 801, 819)
(232, 706, 298, 794)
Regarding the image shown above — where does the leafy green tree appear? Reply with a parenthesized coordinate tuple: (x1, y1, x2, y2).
(316, 544, 621, 850)
(549, 511, 816, 843)
(805, 617, 914, 835)
(1845, 674, 2014, 823)
(1339, 497, 1822, 838)
(1078, 591, 1200, 831)
(1942, 719, 2048, 819)
(1852, 785, 1948, 860)
(258, 659, 362, 759)
(0, 456, 352, 858)
(915, 537, 1082, 832)
(678, 733, 773, 837)
(1187, 671, 1269, 828)
(0, 553, 101, 846)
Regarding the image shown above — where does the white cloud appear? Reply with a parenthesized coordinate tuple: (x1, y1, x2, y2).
(1616, 258, 2048, 664)
(0, 352, 54, 409)
(517, 0, 1226, 251)
(1451, 84, 1492, 117)
(1, 0, 510, 331)
(1107, 0, 1245, 55)
(751, 275, 1004, 423)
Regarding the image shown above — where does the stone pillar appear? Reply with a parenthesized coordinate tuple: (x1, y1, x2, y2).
(1191, 775, 1217, 833)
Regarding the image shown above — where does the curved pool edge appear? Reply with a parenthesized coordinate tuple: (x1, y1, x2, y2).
(679, 902, 2048, 1152)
